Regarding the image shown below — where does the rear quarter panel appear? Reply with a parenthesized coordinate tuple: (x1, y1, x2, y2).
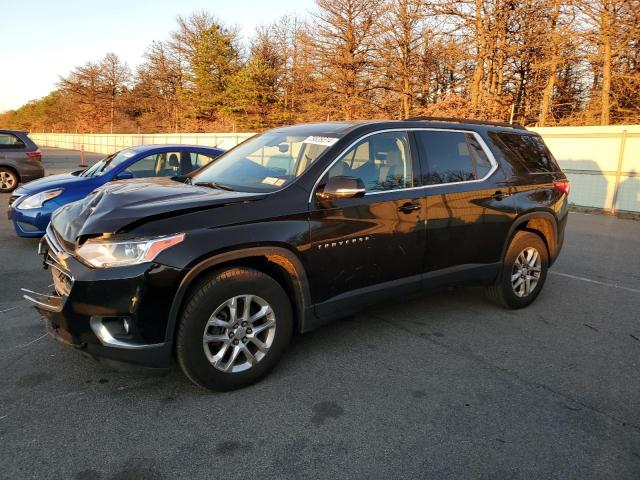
(484, 131, 569, 261)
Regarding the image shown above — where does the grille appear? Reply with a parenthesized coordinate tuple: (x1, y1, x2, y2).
(43, 227, 73, 297)
(50, 263, 72, 296)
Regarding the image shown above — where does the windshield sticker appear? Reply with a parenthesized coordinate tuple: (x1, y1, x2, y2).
(262, 177, 286, 186)
(122, 150, 135, 158)
(302, 135, 339, 147)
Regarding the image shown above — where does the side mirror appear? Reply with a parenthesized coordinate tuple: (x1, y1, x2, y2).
(316, 176, 366, 201)
(113, 171, 134, 181)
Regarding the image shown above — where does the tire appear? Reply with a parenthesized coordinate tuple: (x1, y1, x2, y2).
(486, 231, 549, 309)
(176, 267, 293, 391)
(0, 167, 19, 193)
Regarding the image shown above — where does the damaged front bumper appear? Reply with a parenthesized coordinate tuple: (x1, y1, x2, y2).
(23, 225, 183, 369)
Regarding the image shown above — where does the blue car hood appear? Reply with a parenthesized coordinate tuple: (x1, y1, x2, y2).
(15, 172, 93, 195)
(50, 177, 266, 244)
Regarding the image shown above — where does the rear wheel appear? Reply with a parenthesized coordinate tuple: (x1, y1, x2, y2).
(0, 168, 18, 193)
(486, 231, 549, 309)
(176, 267, 293, 391)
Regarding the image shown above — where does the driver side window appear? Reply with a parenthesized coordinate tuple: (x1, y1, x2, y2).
(326, 131, 413, 192)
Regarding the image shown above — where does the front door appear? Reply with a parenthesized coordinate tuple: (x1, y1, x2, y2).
(308, 130, 426, 317)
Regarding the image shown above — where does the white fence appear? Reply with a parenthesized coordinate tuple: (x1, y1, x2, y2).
(530, 125, 640, 214)
(31, 126, 640, 213)
(29, 132, 256, 154)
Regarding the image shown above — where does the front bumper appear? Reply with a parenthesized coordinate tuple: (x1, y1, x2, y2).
(23, 226, 184, 368)
(7, 194, 64, 237)
(8, 205, 51, 237)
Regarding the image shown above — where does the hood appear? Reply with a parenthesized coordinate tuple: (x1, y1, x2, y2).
(15, 172, 87, 194)
(50, 177, 266, 245)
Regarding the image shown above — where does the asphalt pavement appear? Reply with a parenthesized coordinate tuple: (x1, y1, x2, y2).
(0, 148, 639, 479)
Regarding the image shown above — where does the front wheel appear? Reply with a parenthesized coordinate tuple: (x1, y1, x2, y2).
(176, 267, 293, 391)
(486, 231, 549, 309)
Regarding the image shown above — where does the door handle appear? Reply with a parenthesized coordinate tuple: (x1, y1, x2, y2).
(492, 190, 511, 201)
(398, 201, 421, 213)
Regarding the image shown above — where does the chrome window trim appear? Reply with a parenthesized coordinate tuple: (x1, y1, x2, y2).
(308, 127, 499, 203)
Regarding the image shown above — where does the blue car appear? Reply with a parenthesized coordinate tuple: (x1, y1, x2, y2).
(8, 144, 224, 237)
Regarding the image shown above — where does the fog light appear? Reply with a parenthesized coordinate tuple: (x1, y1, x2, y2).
(123, 319, 131, 334)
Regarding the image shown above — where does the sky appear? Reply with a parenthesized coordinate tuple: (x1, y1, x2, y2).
(0, 0, 315, 112)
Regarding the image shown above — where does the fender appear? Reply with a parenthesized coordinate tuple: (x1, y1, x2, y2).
(501, 210, 559, 264)
(163, 246, 316, 345)
(0, 163, 20, 179)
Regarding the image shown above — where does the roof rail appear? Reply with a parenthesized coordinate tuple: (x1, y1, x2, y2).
(404, 116, 527, 130)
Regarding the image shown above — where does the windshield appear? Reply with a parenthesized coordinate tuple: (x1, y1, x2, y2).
(192, 132, 339, 192)
(79, 149, 137, 177)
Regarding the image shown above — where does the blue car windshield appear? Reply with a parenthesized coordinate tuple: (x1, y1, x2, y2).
(192, 132, 339, 192)
(79, 149, 137, 177)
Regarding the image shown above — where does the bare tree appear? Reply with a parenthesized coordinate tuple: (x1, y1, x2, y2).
(135, 41, 185, 131)
(99, 53, 130, 133)
(538, 0, 563, 126)
(579, 0, 636, 125)
(310, 0, 385, 120)
(58, 61, 105, 132)
(432, 0, 508, 115)
(378, 0, 424, 118)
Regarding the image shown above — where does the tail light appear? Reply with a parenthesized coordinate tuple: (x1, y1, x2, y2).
(553, 180, 570, 195)
(26, 150, 42, 161)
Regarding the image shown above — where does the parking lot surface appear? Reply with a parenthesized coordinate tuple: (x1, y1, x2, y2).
(1, 148, 639, 479)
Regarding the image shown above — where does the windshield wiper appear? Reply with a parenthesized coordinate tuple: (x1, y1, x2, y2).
(171, 175, 191, 184)
(193, 181, 235, 191)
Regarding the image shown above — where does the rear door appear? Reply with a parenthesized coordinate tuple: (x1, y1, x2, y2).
(124, 150, 200, 178)
(308, 130, 426, 316)
(413, 129, 517, 277)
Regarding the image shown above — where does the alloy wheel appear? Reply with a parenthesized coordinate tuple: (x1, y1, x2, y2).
(202, 294, 276, 373)
(511, 247, 542, 297)
(0, 171, 16, 190)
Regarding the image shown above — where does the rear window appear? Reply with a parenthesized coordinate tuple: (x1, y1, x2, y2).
(0, 133, 25, 148)
(490, 133, 560, 174)
(415, 130, 493, 185)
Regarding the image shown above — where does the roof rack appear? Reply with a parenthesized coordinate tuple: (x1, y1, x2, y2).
(403, 116, 527, 130)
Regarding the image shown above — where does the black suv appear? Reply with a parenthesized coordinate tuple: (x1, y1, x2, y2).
(24, 118, 569, 391)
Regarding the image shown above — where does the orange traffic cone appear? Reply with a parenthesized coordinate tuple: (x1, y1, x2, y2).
(79, 144, 87, 168)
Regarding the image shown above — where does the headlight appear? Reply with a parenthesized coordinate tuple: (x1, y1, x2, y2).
(17, 189, 64, 210)
(76, 233, 185, 268)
